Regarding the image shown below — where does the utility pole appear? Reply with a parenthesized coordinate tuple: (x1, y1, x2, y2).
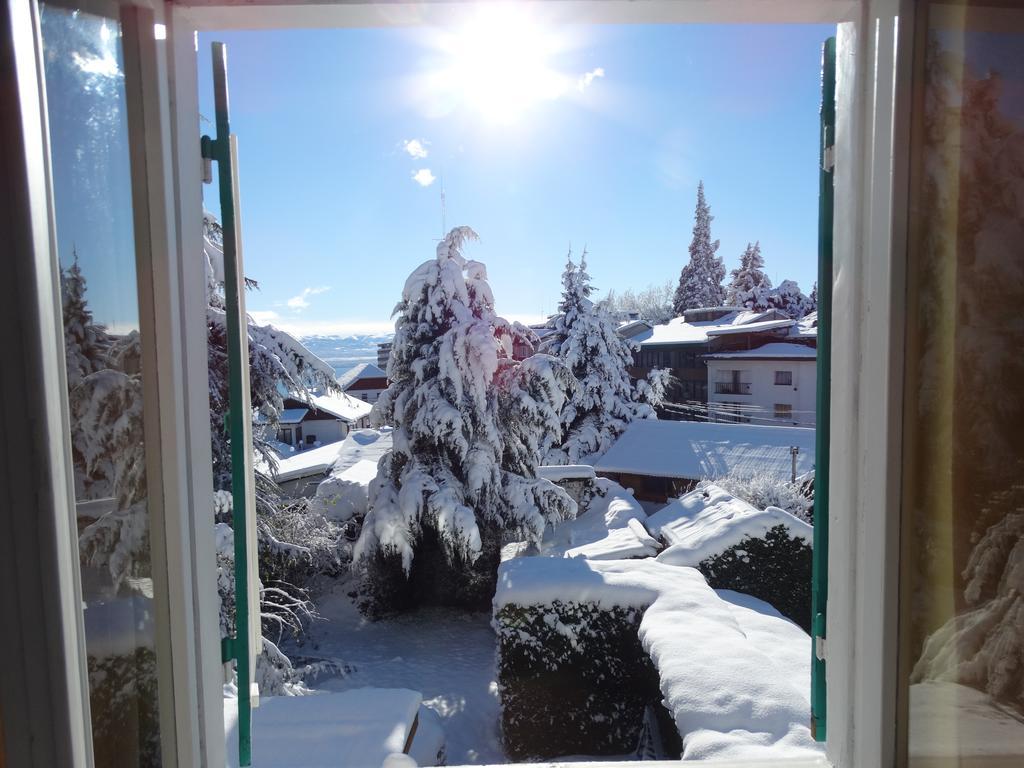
(790, 445, 799, 483)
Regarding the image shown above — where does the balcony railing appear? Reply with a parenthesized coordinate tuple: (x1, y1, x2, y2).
(714, 382, 752, 395)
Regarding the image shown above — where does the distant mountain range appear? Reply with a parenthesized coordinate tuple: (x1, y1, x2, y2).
(300, 333, 393, 380)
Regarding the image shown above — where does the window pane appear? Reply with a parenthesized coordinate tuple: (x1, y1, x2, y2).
(40, 4, 164, 766)
(901, 3, 1024, 763)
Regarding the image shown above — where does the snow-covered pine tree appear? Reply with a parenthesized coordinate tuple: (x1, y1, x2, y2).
(725, 241, 773, 310)
(61, 254, 111, 388)
(767, 279, 814, 319)
(354, 227, 576, 615)
(673, 181, 726, 315)
(543, 250, 656, 464)
(58, 260, 151, 589)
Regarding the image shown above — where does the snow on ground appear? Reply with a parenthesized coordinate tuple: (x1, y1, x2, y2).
(291, 583, 505, 765)
(494, 556, 822, 762)
(909, 681, 1024, 759)
(648, 483, 812, 567)
(541, 479, 660, 561)
(593, 420, 816, 482)
(224, 687, 421, 768)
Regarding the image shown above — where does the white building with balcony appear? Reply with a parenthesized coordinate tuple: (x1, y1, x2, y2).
(705, 343, 817, 427)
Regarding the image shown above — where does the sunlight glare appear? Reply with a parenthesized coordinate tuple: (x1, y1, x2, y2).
(434, 6, 571, 124)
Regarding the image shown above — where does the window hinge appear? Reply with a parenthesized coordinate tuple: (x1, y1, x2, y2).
(823, 144, 835, 172)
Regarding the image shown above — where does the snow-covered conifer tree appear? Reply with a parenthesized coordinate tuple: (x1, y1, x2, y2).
(544, 250, 656, 464)
(354, 228, 575, 615)
(61, 255, 111, 388)
(767, 279, 814, 319)
(673, 181, 726, 315)
(726, 241, 773, 310)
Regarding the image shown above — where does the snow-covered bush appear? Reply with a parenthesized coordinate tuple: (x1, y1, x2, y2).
(673, 181, 726, 315)
(709, 472, 814, 524)
(259, 498, 348, 586)
(214, 502, 321, 696)
(354, 228, 576, 616)
(697, 525, 813, 632)
(495, 600, 674, 760)
(542, 251, 656, 464)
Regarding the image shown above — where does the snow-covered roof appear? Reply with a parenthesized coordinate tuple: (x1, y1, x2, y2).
(279, 408, 309, 424)
(494, 557, 821, 761)
(705, 318, 795, 337)
(329, 427, 393, 476)
(273, 440, 346, 483)
(594, 420, 815, 481)
(304, 392, 373, 423)
(536, 465, 597, 482)
(704, 342, 816, 360)
(790, 311, 819, 339)
(648, 483, 812, 566)
(634, 309, 794, 347)
(337, 362, 387, 390)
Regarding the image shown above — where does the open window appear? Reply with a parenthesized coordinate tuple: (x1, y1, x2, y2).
(6, 0, 1023, 767)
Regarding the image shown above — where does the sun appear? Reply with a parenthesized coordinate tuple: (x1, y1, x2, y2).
(429, 6, 571, 124)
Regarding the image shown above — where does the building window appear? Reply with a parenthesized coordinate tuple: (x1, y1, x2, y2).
(714, 370, 751, 395)
(775, 370, 793, 386)
(774, 404, 793, 421)
(277, 427, 293, 445)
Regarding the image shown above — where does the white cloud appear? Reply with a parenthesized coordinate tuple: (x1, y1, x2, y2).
(285, 286, 330, 311)
(577, 67, 605, 92)
(402, 138, 429, 159)
(412, 168, 437, 187)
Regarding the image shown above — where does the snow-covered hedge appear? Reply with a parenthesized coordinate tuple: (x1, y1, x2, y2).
(494, 600, 675, 760)
(697, 525, 813, 632)
(494, 556, 822, 762)
(650, 485, 813, 630)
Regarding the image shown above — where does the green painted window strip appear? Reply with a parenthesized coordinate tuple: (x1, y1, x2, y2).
(812, 35, 836, 743)
(208, 41, 253, 767)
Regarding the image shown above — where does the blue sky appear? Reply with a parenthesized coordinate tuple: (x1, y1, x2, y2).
(198, 16, 834, 336)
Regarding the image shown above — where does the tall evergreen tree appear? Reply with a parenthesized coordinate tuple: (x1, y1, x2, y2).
(61, 254, 111, 388)
(726, 241, 773, 310)
(544, 250, 656, 464)
(767, 279, 815, 319)
(354, 227, 575, 614)
(673, 181, 726, 315)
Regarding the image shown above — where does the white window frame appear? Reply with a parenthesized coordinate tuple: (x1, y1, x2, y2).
(165, 2, 915, 766)
(1, 0, 914, 766)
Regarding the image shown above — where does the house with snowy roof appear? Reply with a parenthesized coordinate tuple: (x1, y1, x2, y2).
(337, 362, 388, 404)
(275, 391, 373, 451)
(593, 419, 815, 502)
(705, 341, 817, 426)
(631, 307, 816, 419)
